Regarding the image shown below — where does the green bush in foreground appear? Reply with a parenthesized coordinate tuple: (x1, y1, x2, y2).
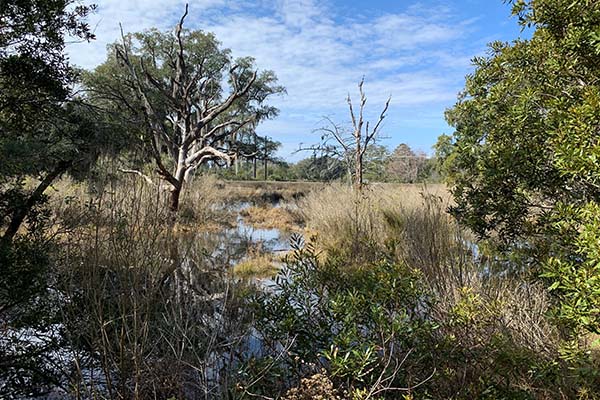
(242, 226, 600, 399)
(249, 236, 436, 399)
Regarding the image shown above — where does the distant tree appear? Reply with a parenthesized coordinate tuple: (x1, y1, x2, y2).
(294, 155, 345, 182)
(85, 7, 283, 212)
(363, 144, 390, 182)
(432, 133, 455, 181)
(386, 143, 427, 183)
(259, 136, 281, 180)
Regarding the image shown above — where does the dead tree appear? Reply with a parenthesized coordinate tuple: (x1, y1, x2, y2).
(113, 6, 280, 211)
(348, 78, 390, 190)
(318, 78, 390, 191)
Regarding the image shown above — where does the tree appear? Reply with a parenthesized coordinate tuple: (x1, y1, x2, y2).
(85, 6, 283, 212)
(386, 143, 427, 183)
(363, 144, 390, 182)
(445, 0, 600, 334)
(0, 0, 96, 242)
(294, 155, 346, 182)
(315, 78, 390, 190)
(0, 1, 102, 396)
(432, 134, 455, 181)
(258, 135, 279, 180)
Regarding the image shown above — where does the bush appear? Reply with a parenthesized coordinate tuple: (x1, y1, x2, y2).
(249, 236, 436, 399)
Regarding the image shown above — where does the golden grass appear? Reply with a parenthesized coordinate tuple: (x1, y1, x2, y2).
(299, 182, 450, 250)
(233, 251, 279, 279)
(240, 204, 304, 230)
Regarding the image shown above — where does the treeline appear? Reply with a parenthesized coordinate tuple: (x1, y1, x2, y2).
(210, 142, 445, 183)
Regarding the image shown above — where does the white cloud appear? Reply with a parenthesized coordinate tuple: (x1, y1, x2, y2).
(67, 0, 478, 158)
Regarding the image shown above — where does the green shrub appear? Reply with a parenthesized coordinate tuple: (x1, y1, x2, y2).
(250, 235, 436, 399)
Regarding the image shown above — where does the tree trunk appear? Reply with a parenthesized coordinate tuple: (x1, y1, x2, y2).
(253, 158, 257, 180)
(355, 145, 363, 191)
(264, 158, 268, 181)
(168, 183, 182, 213)
(2, 161, 70, 243)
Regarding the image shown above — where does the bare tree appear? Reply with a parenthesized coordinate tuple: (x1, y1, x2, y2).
(315, 78, 390, 190)
(90, 6, 282, 212)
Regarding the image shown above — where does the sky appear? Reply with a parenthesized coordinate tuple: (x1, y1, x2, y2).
(67, 0, 528, 160)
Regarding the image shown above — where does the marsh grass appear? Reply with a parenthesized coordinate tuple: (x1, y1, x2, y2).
(240, 204, 304, 230)
(233, 245, 280, 279)
(53, 177, 259, 399)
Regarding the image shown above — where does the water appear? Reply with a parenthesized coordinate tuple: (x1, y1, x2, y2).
(10, 200, 295, 399)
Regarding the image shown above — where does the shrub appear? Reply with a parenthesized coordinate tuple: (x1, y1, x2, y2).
(251, 236, 437, 399)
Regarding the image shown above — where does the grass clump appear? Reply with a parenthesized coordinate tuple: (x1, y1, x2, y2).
(234, 248, 279, 279)
(240, 204, 304, 230)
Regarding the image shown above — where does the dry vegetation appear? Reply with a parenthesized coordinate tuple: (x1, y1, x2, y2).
(240, 204, 304, 230)
(299, 183, 449, 250)
(233, 245, 280, 279)
(10, 176, 591, 398)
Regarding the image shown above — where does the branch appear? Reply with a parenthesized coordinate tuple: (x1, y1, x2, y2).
(118, 168, 156, 186)
(185, 146, 233, 168)
(197, 68, 258, 130)
(361, 95, 391, 158)
(173, 4, 189, 100)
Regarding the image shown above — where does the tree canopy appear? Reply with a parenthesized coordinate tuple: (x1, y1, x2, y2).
(445, 0, 600, 334)
(84, 10, 284, 211)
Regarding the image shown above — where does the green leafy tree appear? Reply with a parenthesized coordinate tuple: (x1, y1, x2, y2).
(0, 1, 103, 396)
(294, 155, 346, 181)
(432, 133, 455, 181)
(85, 7, 284, 211)
(0, 0, 97, 242)
(363, 144, 390, 182)
(445, 0, 600, 335)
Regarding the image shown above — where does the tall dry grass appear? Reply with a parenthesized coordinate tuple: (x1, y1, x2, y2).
(299, 183, 449, 257)
(52, 177, 257, 399)
(300, 182, 562, 395)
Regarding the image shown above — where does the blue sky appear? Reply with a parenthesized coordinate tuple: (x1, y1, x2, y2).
(68, 0, 527, 160)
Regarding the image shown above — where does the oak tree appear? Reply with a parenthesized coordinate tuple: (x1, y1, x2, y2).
(86, 7, 283, 212)
(445, 0, 600, 334)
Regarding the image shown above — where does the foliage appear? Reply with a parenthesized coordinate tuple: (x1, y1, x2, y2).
(445, 0, 600, 334)
(0, 1, 100, 396)
(432, 134, 455, 181)
(252, 236, 436, 398)
(294, 155, 347, 182)
(1, 0, 100, 238)
(363, 144, 390, 182)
